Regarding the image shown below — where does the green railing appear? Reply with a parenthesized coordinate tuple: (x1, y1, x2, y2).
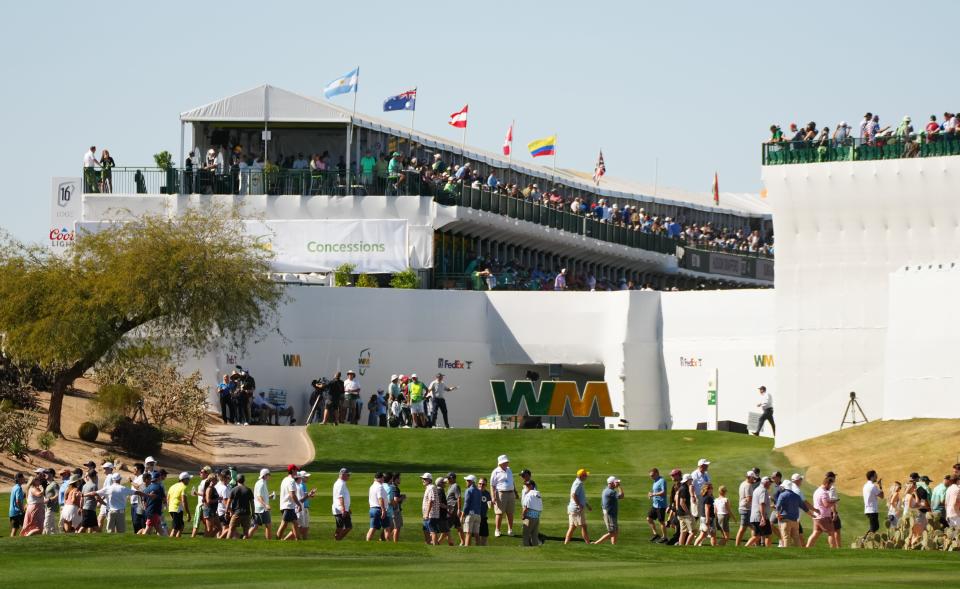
(762, 135, 960, 165)
(83, 168, 428, 196)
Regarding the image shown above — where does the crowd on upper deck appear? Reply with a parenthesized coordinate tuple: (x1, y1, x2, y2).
(767, 111, 960, 152)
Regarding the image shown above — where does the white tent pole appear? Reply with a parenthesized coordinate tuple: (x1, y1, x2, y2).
(179, 121, 185, 170)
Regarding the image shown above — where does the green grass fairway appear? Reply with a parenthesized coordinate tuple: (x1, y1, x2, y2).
(0, 427, 954, 587)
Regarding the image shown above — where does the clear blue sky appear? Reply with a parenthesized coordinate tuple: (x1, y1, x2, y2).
(2, 0, 957, 243)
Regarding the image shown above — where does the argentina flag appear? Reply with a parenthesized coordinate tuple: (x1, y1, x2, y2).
(323, 67, 359, 99)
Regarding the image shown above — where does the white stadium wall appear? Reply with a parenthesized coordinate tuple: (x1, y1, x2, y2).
(193, 287, 772, 431)
(763, 156, 960, 446)
(883, 265, 960, 420)
(660, 290, 776, 433)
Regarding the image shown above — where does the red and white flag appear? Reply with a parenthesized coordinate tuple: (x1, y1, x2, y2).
(503, 123, 513, 156)
(593, 150, 606, 185)
(712, 172, 719, 205)
(449, 105, 468, 128)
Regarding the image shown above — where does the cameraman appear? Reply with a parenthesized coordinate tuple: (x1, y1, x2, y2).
(309, 379, 327, 425)
(323, 372, 344, 425)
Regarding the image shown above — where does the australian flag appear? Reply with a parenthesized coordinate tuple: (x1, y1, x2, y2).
(383, 89, 417, 112)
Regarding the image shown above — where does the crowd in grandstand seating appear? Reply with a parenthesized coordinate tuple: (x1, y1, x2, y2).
(767, 111, 960, 151)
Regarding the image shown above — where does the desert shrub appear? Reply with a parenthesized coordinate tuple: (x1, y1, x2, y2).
(78, 421, 99, 442)
(112, 418, 162, 458)
(0, 358, 41, 410)
(95, 383, 142, 416)
(37, 431, 56, 451)
(0, 408, 39, 458)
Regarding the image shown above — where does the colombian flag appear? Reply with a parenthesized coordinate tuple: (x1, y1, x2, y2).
(528, 135, 557, 158)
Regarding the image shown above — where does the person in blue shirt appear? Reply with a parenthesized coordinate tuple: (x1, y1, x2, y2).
(594, 476, 625, 545)
(217, 375, 235, 424)
(461, 475, 483, 546)
(137, 473, 166, 536)
(486, 173, 498, 189)
(646, 468, 668, 541)
(9, 472, 26, 536)
(775, 485, 811, 547)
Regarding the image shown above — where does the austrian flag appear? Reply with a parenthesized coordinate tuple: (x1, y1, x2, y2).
(448, 105, 468, 128)
(503, 123, 513, 156)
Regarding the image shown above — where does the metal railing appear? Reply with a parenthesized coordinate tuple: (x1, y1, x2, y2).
(762, 134, 960, 165)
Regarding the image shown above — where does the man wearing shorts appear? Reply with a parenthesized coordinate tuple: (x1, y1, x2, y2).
(276, 464, 302, 541)
(8, 472, 25, 536)
(408, 374, 427, 428)
(251, 468, 273, 539)
(78, 470, 100, 533)
(226, 475, 254, 539)
(137, 473, 166, 535)
(646, 468, 667, 541)
(594, 476, 624, 545)
(461, 475, 482, 546)
(862, 470, 885, 534)
(735, 470, 758, 546)
(420, 473, 441, 545)
(332, 468, 352, 540)
(93, 472, 134, 534)
(366, 472, 388, 542)
(166, 472, 191, 538)
(564, 469, 591, 544)
(445, 473, 463, 545)
(477, 478, 493, 545)
(520, 478, 543, 546)
(746, 476, 773, 546)
(490, 455, 518, 537)
(676, 474, 695, 545)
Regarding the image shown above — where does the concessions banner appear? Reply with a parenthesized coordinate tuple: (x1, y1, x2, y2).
(243, 219, 409, 273)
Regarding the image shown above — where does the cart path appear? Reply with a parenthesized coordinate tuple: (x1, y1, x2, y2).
(205, 424, 315, 471)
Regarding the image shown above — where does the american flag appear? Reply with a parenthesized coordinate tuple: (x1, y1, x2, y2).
(593, 150, 606, 185)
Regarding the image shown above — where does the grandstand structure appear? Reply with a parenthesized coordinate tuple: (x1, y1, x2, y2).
(70, 84, 772, 291)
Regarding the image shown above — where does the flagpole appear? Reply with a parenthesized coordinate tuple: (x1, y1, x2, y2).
(461, 126, 467, 159)
(553, 134, 558, 173)
(508, 119, 514, 165)
(346, 68, 358, 192)
(410, 87, 417, 132)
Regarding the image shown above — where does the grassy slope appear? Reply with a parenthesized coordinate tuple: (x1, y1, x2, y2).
(0, 427, 955, 588)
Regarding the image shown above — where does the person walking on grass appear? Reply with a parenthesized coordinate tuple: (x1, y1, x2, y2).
(564, 468, 592, 545)
(275, 465, 302, 541)
(61, 474, 82, 533)
(807, 475, 839, 548)
(445, 473, 464, 546)
(693, 483, 717, 546)
(435, 477, 454, 546)
(77, 470, 100, 534)
(97, 462, 115, 531)
(491, 455, 518, 537)
(386, 473, 405, 543)
(19, 473, 45, 537)
(190, 466, 211, 538)
(225, 475, 255, 539)
(138, 473, 166, 536)
(676, 474, 695, 545)
(95, 473, 136, 534)
(366, 472, 389, 542)
(421, 473, 441, 545)
(863, 470, 885, 535)
(594, 476, 624, 545)
(521, 478, 543, 546)
(42, 468, 59, 535)
(461, 475, 482, 546)
(646, 468, 667, 542)
(295, 471, 316, 540)
(332, 468, 353, 541)
(250, 469, 273, 540)
(746, 476, 773, 547)
(477, 478, 493, 546)
(714, 485, 731, 545)
(735, 471, 758, 546)
(166, 472, 191, 539)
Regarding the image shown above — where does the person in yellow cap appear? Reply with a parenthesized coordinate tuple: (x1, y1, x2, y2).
(564, 469, 592, 544)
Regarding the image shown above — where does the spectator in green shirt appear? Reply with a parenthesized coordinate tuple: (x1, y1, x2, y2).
(360, 151, 377, 186)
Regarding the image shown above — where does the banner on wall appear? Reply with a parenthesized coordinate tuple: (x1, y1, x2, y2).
(244, 219, 410, 274)
(49, 177, 81, 252)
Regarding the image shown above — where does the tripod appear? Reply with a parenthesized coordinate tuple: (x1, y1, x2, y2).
(840, 391, 868, 429)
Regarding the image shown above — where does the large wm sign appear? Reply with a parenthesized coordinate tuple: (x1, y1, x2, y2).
(490, 380, 615, 417)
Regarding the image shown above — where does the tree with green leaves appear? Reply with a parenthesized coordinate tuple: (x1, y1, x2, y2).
(0, 209, 285, 436)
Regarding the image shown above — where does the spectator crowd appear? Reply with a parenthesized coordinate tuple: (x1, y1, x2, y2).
(12, 453, 958, 550)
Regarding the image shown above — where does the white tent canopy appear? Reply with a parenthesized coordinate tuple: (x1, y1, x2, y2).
(179, 84, 770, 217)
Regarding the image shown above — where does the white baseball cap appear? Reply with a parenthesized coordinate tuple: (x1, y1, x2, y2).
(259, 468, 271, 478)
(607, 476, 619, 484)
(391, 374, 398, 380)
(697, 459, 710, 467)
(761, 476, 771, 483)
(297, 471, 311, 478)
(790, 473, 803, 482)
(681, 474, 691, 482)
(497, 454, 509, 464)
(179, 472, 191, 481)
(411, 373, 418, 378)
(112, 473, 123, 482)
(102, 462, 114, 469)
(464, 475, 476, 482)
(746, 470, 757, 478)
(420, 472, 433, 480)
(144, 456, 156, 464)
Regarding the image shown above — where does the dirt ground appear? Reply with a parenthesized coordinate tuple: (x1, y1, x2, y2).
(780, 418, 960, 495)
(0, 378, 215, 484)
